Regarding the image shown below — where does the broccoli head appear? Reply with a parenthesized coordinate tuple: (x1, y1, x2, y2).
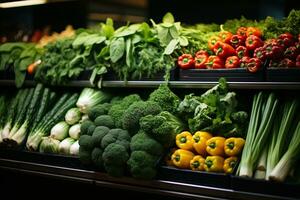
(122, 101, 162, 135)
(130, 131, 164, 156)
(101, 128, 131, 150)
(120, 94, 142, 107)
(102, 143, 129, 177)
(80, 120, 94, 135)
(87, 103, 112, 121)
(102, 143, 129, 166)
(108, 94, 142, 128)
(149, 84, 180, 114)
(103, 163, 125, 177)
(94, 115, 114, 128)
(87, 124, 96, 136)
(79, 135, 95, 150)
(91, 147, 103, 169)
(127, 151, 159, 180)
(79, 147, 92, 165)
(139, 111, 185, 147)
(92, 126, 110, 147)
(108, 104, 125, 128)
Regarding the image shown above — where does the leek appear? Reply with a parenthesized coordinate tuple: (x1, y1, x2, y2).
(70, 140, 79, 156)
(65, 107, 82, 125)
(59, 137, 75, 155)
(239, 92, 279, 177)
(266, 99, 298, 179)
(269, 119, 300, 182)
(69, 123, 81, 140)
(76, 88, 111, 114)
(39, 137, 60, 154)
(50, 121, 69, 141)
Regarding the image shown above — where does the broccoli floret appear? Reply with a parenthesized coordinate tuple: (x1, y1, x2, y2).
(80, 120, 94, 135)
(79, 135, 95, 150)
(92, 126, 110, 147)
(108, 104, 125, 128)
(94, 115, 114, 128)
(130, 131, 164, 156)
(122, 101, 162, 135)
(139, 111, 185, 147)
(108, 94, 142, 128)
(231, 111, 248, 124)
(120, 94, 141, 107)
(103, 163, 124, 177)
(79, 147, 92, 165)
(127, 151, 158, 180)
(101, 128, 131, 150)
(149, 84, 180, 114)
(87, 124, 96, 136)
(91, 147, 103, 169)
(102, 143, 129, 166)
(87, 103, 112, 121)
(102, 143, 129, 177)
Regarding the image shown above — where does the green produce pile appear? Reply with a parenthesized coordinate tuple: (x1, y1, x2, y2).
(0, 10, 299, 87)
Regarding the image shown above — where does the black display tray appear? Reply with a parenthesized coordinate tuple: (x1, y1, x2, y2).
(158, 166, 231, 189)
(179, 68, 265, 82)
(231, 175, 300, 198)
(0, 149, 82, 169)
(266, 68, 300, 82)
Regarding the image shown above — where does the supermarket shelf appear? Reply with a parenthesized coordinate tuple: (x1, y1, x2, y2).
(1, 79, 300, 89)
(0, 157, 297, 200)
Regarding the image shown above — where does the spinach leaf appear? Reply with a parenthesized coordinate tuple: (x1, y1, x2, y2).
(110, 37, 125, 63)
(164, 38, 179, 55)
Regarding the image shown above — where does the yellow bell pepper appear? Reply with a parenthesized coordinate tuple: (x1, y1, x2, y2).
(192, 131, 212, 156)
(164, 148, 177, 166)
(206, 136, 226, 156)
(190, 155, 205, 171)
(176, 131, 194, 151)
(223, 156, 238, 174)
(204, 156, 224, 172)
(224, 137, 245, 156)
(171, 149, 194, 169)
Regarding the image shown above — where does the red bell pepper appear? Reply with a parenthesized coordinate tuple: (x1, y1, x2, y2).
(296, 55, 300, 68)
(284, 46, 298, 59)
(236, 46, 249, 59)
(213, 41, 236, 58)
(247, 58, 262, 73)
(265, 43, 284, 60)
(245, 35, 263, 50)
(278, 33, 295, 47)
(194, 54, 208, 69)
(279, 58, 295, 68)
(237, 27, 247, 39)
(240, 56, 251, 68)
(177, 54, 194, 69)
(219, 31, 233, 44)
(195, 50, 209, 57)
(253, 46, 267, 61)
(268, 60, 279, 68)
(230, 35, 245, 48)
(208, 36, 222, 51)
(205, 56, 224, 69)
(225, 56, 240, 68)
(246, 27, 262, 38)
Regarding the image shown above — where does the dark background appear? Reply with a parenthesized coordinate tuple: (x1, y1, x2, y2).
(0, 0, 299, 40)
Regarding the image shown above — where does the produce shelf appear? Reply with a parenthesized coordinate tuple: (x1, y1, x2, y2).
(0, 151, 298, 200)
(1, 80, 300, 90)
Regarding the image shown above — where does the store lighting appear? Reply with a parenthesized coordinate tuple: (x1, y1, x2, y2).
(0, 0, 47, 8)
